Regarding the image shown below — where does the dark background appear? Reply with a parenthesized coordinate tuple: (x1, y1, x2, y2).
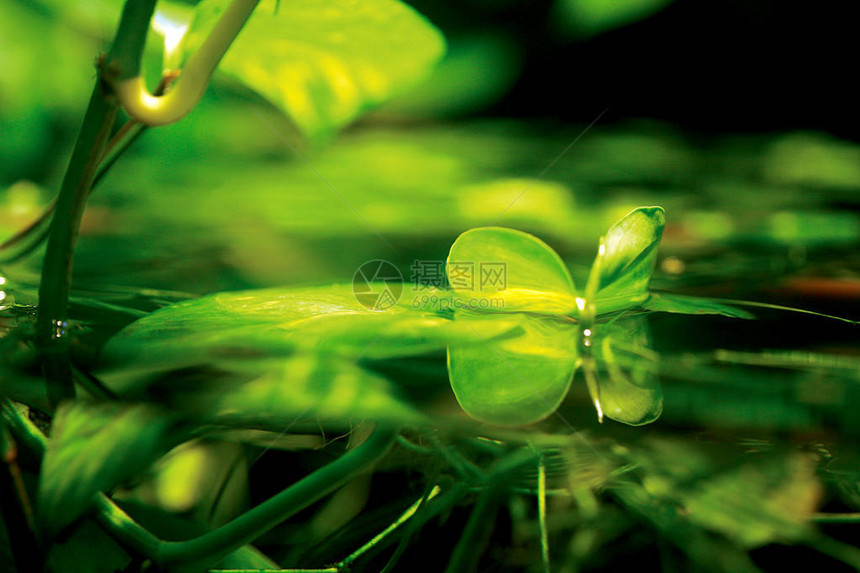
(411, 0, 857, 140)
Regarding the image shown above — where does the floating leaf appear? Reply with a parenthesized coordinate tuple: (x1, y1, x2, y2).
(446, 227, 577, 314)
(447, 313, 578, 426)
(592, 316, 662, 425)
(99, 285, 526, 426)
(590, 206, 665, 314)
(183, 0, 445, 138)
(99, 284, 521, 393)
(38, 402, 183, 536)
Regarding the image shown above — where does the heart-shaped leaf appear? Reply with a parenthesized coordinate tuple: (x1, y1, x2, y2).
(447, 313, 579, 426)
(590, 206, 665, 314)
(446, 227, 577, 314)
(38, 402, 183, 536)
(183, 0, 445, 138)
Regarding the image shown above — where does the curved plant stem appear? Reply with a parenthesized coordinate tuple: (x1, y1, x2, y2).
(99, 425, 399, 569)
(1, 402, 398, 571)
(112, 0, 260, 125)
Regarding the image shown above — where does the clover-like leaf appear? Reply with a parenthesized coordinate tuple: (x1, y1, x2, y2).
(183, 0, 445, 139)
(592, 316, 662, 425)
(590, 206, 665, 314)
(38, 402, 183, 536)
(446, 227, 577, 314)
(447, 313, 579, 426)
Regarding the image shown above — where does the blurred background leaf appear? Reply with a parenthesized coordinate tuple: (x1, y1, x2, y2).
(38, 401, 184, 536)
(552, 0, 676, 39)
(182, 0, 446, 139)
(2, 0, 860, 570)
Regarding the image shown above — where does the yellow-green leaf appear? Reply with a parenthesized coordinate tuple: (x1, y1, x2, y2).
(447, 313, 578, 426)
(592, 317, 662, 426)
(38, 402, 182, 536)
(183, 0, 446, 138)
(590, 206, 665, 314)
(447, 227, 577, 314)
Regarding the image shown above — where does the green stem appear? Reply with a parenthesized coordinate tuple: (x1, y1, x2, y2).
(812, 512, 860, 523)
(37, 87, 118, 407)
(1, 400, 47, 456)
(444, 448, 537, 573)
(0, 76, 172, 266)
(339, 485, 441, 569)
(108, 425, 399, 570)
(113, 0, 260, 125)
(2, 402, 398, 571)
(537, 455, 550, 573)
(36, 0, 157, 408)
(443, 485, 502, 573)
(809, 534, 860, 570)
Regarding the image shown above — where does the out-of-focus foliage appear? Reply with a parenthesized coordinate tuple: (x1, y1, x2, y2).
(39, 401, 183, 536)
(378, 32, 522, 118)
(182, 0, 446, 139)
(552, 0, 676, 38)
(3, 0, 860, 572)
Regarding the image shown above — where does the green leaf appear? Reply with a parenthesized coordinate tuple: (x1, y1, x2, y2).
(446, 227, 578, 314)
(592, 317, 662, 425)
(590, 206, 665, 314)
(643, 292, 755, 319)
(684, 453, 820, 547)
(38, 402, 182, 536)
(447, 313, 578, 426)
(184, 0, 445, 138)
(99, 285, 524, 426)
(99, 285, 520, 392)
(553, 0, 676, 39)
(181, 353, 426, 427)
(380, 32, 522, 117)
